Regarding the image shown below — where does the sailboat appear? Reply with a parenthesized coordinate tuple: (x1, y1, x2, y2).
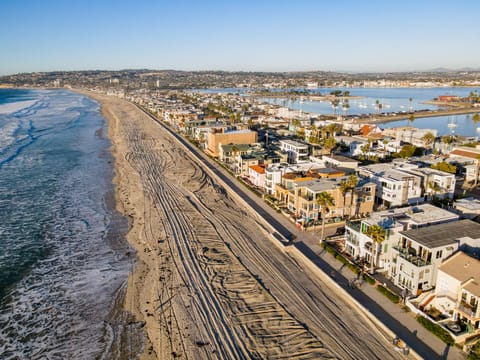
(447, 116, 457, 134)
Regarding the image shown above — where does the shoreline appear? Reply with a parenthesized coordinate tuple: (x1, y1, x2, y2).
(76, 89, 156, 360)
(353, 106, 480, 125)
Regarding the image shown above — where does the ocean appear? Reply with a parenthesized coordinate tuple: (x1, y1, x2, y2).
(0, 89, 131, 359)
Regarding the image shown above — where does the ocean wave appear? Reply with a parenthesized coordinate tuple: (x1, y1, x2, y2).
(0, 100, 38, 115)
(0, 90, 131, 359)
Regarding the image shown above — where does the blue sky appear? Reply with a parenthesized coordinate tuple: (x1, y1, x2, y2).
(1, 0, 479, 75)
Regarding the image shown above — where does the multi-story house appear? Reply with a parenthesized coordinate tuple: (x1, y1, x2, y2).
(265, 162, 325, 196)
(344, 204, 459, 272)
(218, 143, 256, 165)
(248, 164, 267, 189)
(322, 154, 359, 170)
(390, 220, 480, 296)
(279, 139, 309, 164)
(401, 166, 456, 200)
(285, 176, 375, 223)
(206, 128, 258, 157)
(431, 252, 480, 334)
(449, 147, 480, 183)
(358, 163, 423, 208)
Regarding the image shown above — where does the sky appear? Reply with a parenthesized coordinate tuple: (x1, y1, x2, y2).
(1, 0, 479, 75)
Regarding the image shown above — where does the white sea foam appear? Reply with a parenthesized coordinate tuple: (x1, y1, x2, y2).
(0, 100, 38, 115)
(0, 90, 130, 359)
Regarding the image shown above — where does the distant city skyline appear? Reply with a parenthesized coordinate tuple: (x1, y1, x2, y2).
(1, 0, 479, 76)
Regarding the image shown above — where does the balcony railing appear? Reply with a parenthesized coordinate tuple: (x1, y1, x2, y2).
(346, 220, 361, 232)
(393, 246, 431, 267)
(457, 302, 479, 319)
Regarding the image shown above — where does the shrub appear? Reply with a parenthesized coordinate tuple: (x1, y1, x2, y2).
(362, 273, 376, 285)
(416, 316, 454, 346)
(324, 243, 337, 255)
(376, 284, 400, 303)
(468, 340, 480, 360)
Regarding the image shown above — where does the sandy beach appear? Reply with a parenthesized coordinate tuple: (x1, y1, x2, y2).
(82, 91, 404, 359)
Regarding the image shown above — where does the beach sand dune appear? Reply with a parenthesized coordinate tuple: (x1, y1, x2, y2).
(85, 92, 402, 360)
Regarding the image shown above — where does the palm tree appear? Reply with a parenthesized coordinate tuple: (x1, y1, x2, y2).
(408, 114, 415, 125)
(342, 99, 350, 119)
(347, 174, 359, 218)
(421, 132, 435, 153)
(382, 139, 389, 157)
(316, 191, 335, 242)
(427, 181, 442, 201)
(409, 97, 413, 112)
(472, 113, 480, 125)
(339, 180, 350, 218)
(331, 99, 340, 117)
(474, 154, 480, 188)
(364, 224, 386, 274)
(323, 136, 337, 155)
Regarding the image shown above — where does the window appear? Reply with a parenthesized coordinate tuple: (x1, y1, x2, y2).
(436, 250, 443, 259)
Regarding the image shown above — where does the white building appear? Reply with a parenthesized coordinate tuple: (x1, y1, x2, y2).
(322, 154, 359, 170)
(248, 164, 267, 188)
(344, 204, 459, 272)
(390, 220, 480, 296)
(402, 167, 456, 200)
(453, 197, 480, 219)
(359, 163, 423, 208)
(430, 251, 480, 334)
(264, 161, 325, 195)
(279, 139, 309, 164)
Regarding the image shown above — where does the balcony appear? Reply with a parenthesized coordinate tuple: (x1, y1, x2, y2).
(346, 220, 361, 232)
(457, 302, 479, 319)
(393, 246, 431, 267)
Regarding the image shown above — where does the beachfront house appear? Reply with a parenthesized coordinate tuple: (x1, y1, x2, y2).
(285, 176, 375, 225)
(428, 252, 480, 335)
(344, 204, 459, 273)
(248, 164, 267, 189)
(390, 220, 480, 296)
(265, 161, 326, 195)
(206, 127, 258, 158)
